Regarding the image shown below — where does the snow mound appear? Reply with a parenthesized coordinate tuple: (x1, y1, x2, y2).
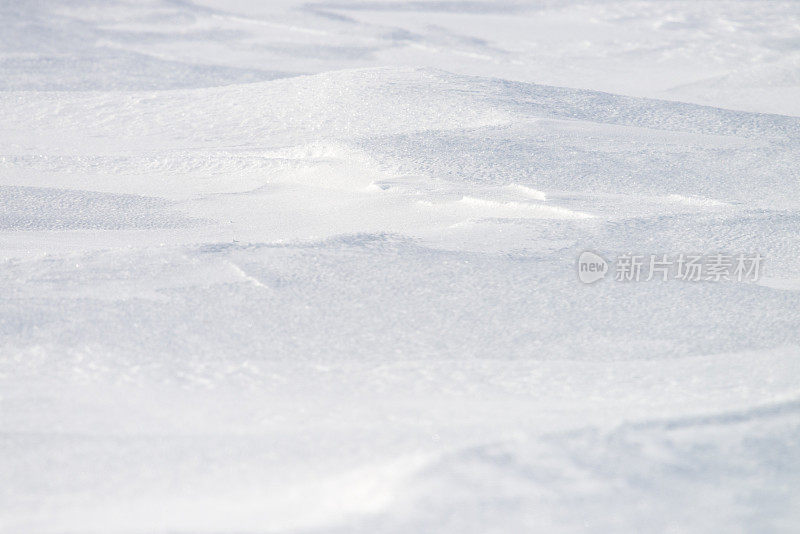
(2, 58, 800, 534)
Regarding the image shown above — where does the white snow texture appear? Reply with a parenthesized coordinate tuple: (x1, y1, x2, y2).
(1, 1, 800, 533)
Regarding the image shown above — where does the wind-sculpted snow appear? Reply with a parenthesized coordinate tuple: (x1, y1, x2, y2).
(2, 2, 800, 533)
(6, 0, 799, 113)
(330, 400, 800, 533)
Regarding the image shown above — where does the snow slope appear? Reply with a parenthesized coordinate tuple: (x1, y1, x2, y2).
(1, 1, 800, 533)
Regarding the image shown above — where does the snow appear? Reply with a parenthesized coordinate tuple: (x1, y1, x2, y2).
(1, 1, 799, 533)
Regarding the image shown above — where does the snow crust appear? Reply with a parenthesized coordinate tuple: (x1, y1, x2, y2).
(1, 1, 799, 533)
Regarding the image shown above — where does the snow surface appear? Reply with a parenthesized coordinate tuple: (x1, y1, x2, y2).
(1, 1, 800, 533)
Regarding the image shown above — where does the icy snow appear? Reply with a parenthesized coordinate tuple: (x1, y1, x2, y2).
(1, 1, 800, 533)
